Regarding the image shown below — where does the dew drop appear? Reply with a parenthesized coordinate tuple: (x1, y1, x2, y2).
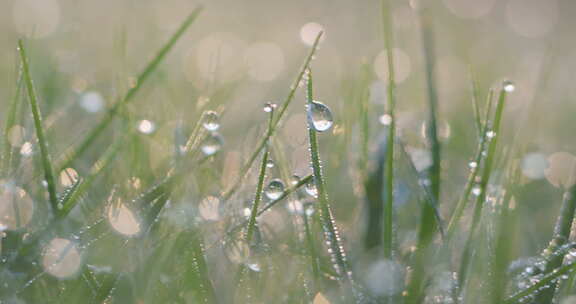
(263, 102, 277, 113)
(379, 114, 392, 126)
(201, 132, 224, 156)
(265, 179, 285, 200)
(290, 174, 301, 185)
(137, 120, 156, 134)
(307, 100, 334, 132)
(472, 186, 482, 196)
(486, 130, 496, 139)
(503, 80, 515, 92)
(202, 111, 220, 131)
(20, 142, 33, 156)
(305, 179, 318, 198)
(266, 159, 275, 168)
(468, 161, 478, 169)
(42, 238, 81, 279)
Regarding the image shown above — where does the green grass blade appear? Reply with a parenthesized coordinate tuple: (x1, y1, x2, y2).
(534, 183, 576, 303)
(469, 66, 483, 138)
(57, 6, 203, 172)
(381, 0, 397, 260)
(505, 258, 576, 304)
(458, 84, 509, 288)
(446, 89, 495, 238)
(18, 40, 59, 213)
(306, 69, 357, 301)
(2, 64, 24, 175)
(57, 137, 124, 218)
(222, 31, 323, 201)
(245, 109, 274, 244)
(490, 164, 520, 304)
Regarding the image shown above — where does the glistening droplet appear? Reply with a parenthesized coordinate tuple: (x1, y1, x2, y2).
(265, 179, 285, 200)
(203, 111, 220, 131)
(201, 132, 224, 156)
(307, 100, 334, 132)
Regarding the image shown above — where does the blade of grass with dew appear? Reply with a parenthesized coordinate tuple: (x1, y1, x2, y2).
(490, 163, 520, 304)
(381, 0, 397, 259)
(534, 183, 576, 303)
(1, 64, 24, 176)
(57, 136, 124, 218)
(446, 89, 495, 238)
(56, 6, 203, 172)
(18, 40, 59, 213)
(505, 256, 576, 304)
(232, 107, 274, 303)
(458, 84, 509, 289)
(306, 69, 358, 302)
(221, 31, 323, 201)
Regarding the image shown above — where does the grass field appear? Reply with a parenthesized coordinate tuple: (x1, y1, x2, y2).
(1, 0, 576, 303)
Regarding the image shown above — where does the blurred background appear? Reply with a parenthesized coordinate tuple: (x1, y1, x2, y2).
(1, 0, 576, 302)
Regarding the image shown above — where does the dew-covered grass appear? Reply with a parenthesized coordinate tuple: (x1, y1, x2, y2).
(2, 1, 576, 304)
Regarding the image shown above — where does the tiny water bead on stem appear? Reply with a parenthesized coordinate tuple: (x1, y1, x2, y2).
(202, 110, 220, 131)
(200, 132, 224, 156)
(265, 179, 284, 200)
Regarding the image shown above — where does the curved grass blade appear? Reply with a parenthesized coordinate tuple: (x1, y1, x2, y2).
(57, 6, 203, 172)
(534, 183, 576, 303)
(17, 40, 59, 213)
(306, 69, 358, 302)
(469, 66, 483, 138)
(222, 31, 323, 201)
(505, 259, 576, 304)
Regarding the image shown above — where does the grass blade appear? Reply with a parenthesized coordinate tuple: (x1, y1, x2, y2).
(1, 64, 24, 175)
(458, 84, 509, 289)
(222, 31, 323, 201)
(17, 40, 59, 213)
(306, 69, 357, 301)
(446, 89, 495, 238)
(381, 0, 397, 260)
(57, 6, 203, 172)
(534, 183, 576, 303)
(469, 66, 483, 138)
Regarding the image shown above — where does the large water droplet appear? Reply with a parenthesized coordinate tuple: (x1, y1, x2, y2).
(290, 174, 301, 185)
(263, 102, 277, 113)
(201, 132, 224, 156)
(203, 111, 220, 131)
(42, 238, 82, 278)
(503, 80, 515, 92)
(265, 179, 285, 200)
(307, 100, 334, 132)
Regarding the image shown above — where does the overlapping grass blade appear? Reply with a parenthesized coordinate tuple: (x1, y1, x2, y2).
(18, 40, 59, 213)
(458, 84, 509, 288)
(1, 64, 24, 175)
(57, 6, 203, 172)
(534, 183, 576, 303)
(222, 31, 323, 201)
